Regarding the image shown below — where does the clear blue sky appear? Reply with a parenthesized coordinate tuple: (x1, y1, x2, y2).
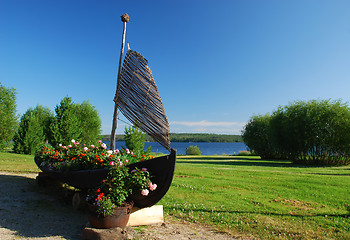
(1, 0, 350, 135)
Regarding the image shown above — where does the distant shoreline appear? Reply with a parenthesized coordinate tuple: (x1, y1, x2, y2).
(101, 133, 243, 143)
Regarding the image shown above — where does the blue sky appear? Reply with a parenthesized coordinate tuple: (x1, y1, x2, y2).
(1, 0, 350, 135)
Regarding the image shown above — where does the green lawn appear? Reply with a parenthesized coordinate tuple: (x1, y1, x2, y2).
(159, 155, 350, 239)
(1, 152, 349, 239)
(0, 151, 39, 172)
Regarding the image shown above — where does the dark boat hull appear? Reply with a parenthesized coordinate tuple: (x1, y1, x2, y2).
(35, 149, 176, 209)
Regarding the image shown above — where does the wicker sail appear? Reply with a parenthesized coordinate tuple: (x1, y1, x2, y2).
(115, 50, 170, 151)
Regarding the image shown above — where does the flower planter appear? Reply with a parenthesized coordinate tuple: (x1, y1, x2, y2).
(87, 203, 133, 229)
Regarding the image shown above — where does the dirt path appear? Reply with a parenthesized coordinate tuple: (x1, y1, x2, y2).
(0, 171, 239, 240)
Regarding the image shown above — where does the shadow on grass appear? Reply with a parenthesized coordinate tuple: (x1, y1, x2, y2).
(0, 173, 86, 239)
(168, 205, 350, 219)
(177, 156, 295, 168)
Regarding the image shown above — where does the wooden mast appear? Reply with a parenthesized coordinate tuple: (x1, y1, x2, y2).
(110, 13, 129, 150)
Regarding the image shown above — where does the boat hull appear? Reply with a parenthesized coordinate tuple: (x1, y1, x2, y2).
(35, 149, 176, 209)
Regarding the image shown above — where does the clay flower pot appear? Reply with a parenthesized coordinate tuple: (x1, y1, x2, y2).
(88, 202, 133, 229)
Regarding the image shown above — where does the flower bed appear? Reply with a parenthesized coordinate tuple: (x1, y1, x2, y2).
(35, 139, 154, 171)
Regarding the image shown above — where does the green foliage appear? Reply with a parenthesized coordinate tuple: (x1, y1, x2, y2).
(74, 101, 102, 145)
(270, 99, 350, 165)
(87, 166, 155, 217)
(236, 150, 256, 156)
(100, 133, 243, 143)
(0, 83, 18, 151)
(244, 99, 350, 165)
(242, 114, 277, 159)
(49, 96, 81, 147)
(170, 133, 243, 142)
(185, 145, 202, 155)
(13, 105, 54, 154)
(124, 125, 151, 156)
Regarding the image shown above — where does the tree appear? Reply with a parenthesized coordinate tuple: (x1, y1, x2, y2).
(13, 105, 54, 154)
(270, 99, 350, 165)
(242, 114, 277, 159)
(0, 83, 17, 151)
(124, 125, 151, 156)
(74, 101, 102, 145)
(49, 96, 81, 147)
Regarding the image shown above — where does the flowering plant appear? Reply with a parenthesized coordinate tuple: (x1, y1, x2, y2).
(35, 139, 154, 171)
(35, 139, 157, 217)
(86, 161, 157, 217)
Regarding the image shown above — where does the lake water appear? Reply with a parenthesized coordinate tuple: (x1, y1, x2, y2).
(106, 141, 248, 155)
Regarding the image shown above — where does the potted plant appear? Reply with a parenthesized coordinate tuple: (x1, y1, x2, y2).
(86, 160, 157, 228)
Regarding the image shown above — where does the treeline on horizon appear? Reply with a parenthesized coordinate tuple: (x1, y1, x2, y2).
(101, 133, 243, 143)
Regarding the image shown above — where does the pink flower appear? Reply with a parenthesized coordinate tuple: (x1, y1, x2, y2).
(63, 146, 67, 149)
(126, 149, 130, 154)
(131, 169, 137, 173)
(101, 143, 107, 149)
(126, 159, 129, 163)
(150, 184, 157, 191)
(90, 145, 95, 148)
(148, 182, 157, 191)
(142, 168, 147, 172)
(119, 162, 123, 166)
(98, 140, 102, 143)
(71, 139, 75, 144)
(141, 189, 149, 196)
(83, 147, 88, 152)
(131, 151, 134, 155)
(67, 145, 72, 148)
(109, 161, 115, 166)
(114, 149, 120, 154)
(59, 144, 62, 147)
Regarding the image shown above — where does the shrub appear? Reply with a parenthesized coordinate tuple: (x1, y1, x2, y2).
(186, 145, 202, 155)
(270, 99, 350, 165)
(237, 151, 255, 156)
(242, 114, 278, 159)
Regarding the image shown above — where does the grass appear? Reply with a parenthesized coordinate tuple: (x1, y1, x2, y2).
(0, 151, 39, 173)
(1, 151, 349, 239)
(159, 155, 350, 239)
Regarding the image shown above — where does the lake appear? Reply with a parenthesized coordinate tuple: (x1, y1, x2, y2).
(106, 141, 248, 155)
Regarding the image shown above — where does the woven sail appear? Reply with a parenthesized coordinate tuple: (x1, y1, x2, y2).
(115, 50, 170, 151)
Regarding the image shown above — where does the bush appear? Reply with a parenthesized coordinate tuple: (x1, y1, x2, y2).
(236, 151, 256, 156)
(244, 99, 350, 165)
(270, 99, 350, 165)
(186, 145, 202, 155)
(242, 114, 278, 159)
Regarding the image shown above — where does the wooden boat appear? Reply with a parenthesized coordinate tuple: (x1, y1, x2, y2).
(35, 13, 176, 209)
(35, 149, 176, 209)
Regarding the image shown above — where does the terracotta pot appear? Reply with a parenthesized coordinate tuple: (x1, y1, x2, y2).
(88, 202, 133, 229)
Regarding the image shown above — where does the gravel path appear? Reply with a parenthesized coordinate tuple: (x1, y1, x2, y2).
(0, 171, 240, 240)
